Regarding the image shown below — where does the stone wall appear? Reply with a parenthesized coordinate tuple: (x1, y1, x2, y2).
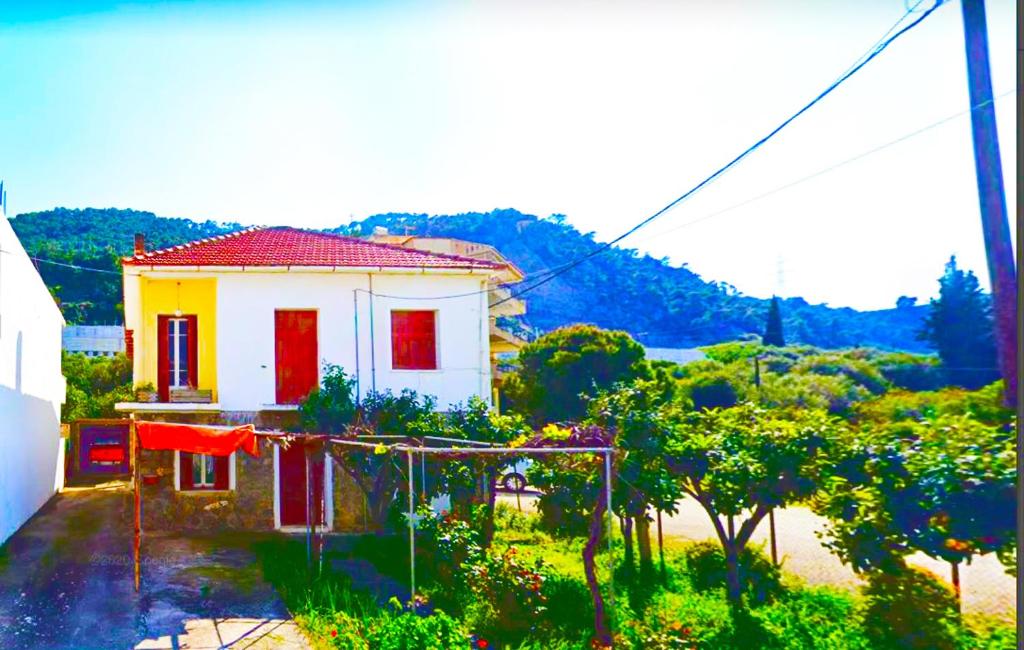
(131, 410, 369, 532)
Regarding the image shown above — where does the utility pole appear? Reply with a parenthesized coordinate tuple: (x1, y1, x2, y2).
(959, 0, 1017, 407)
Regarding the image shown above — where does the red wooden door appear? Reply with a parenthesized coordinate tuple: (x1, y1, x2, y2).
(279, 443, 325, 527)
(275, 310, 318, 404)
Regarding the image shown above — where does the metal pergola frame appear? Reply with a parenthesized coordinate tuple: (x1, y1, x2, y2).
(324, 436, 617, 618)
(128, 423, 616, 633)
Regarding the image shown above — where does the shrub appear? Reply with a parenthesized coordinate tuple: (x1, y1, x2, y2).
(362, 607, 470, 650)
(682, 541, 782, 604)
(414, 507, 484, 603)
(861, 566, 962, 650)
(464, 546, 550, 640)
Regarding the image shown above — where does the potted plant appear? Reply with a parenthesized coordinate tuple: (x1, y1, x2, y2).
(135, 382, 157, 403)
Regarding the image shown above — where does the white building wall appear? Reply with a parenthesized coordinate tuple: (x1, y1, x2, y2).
(63, 325, 125, 356)
(0, 216, 66, 544)
(215, 271, 491, 411)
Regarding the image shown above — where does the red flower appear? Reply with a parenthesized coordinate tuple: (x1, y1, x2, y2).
(331, 629, 338, 637)
(477, 639, 489, 649)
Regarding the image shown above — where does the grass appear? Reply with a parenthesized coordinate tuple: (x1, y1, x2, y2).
(231, 505, 1016, 650)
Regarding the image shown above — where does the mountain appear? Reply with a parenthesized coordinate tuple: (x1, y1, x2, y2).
(9, 207, 931, 352)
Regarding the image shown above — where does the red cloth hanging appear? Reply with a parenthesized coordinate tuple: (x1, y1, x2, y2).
(136, 421, 260, 458)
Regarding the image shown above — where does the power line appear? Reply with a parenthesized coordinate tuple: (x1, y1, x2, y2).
(486, 0, 947, 308)
(29, 256, 121, 275)
(10, 0, 948, 304)
(634, 89, 1017, 244)
(353, 0, 947, 306)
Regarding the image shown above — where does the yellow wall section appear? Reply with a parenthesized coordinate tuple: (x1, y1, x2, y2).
(138, 278, 217, 399)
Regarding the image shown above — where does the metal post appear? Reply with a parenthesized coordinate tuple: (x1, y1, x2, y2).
(407, 449, 416, 610)
(420, 451, 426, 502)
(131, 416, 141, 593)
(305, 447, 312, 570)
(604, 451, 614, 624)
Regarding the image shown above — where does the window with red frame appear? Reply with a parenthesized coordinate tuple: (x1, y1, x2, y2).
(391, 310, 437, 370)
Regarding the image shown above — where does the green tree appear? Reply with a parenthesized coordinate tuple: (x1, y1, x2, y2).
(762, 297, 785, 347)
(665, 403, 841, 605)
(919, 256, 999, 389)
(61, 351, 133, 421)
(588, 380, 683, 577)
(503, 324, 649, 426)
(814, 414, 1016, 606)
(429, 397, 531, 546)
(299, 365, 436, 529)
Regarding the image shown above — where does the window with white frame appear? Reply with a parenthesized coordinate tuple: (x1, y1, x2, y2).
(168, 317, 190, 388)
(192, 454, 216, 488)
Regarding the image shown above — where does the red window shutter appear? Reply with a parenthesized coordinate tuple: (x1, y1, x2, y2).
(185, 315, 198, 388)
(213, 455, 230, 490)
(275, 310, 319, 404)
(157, 316, 170, 402)
(179, 452, 194, 490)
(391, 311, 436, 370)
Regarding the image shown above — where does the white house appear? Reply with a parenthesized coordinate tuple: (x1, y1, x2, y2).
(115, 226, 513, 532)
(0, 210, 66, 543)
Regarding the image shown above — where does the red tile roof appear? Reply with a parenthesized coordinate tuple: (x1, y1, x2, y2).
(122, 227, 501, 270)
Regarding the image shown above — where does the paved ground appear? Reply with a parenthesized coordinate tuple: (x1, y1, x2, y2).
(0, 484, 311, 650)
(498, 493, 1016, 621)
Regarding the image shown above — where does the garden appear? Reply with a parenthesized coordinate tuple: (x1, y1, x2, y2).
(234, 319, 1018, 650)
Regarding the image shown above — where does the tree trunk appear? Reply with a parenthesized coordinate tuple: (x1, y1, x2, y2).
(480, 467, 498, 549)
(635, 514, 653, 574)
(583, 486, 611, 646)
(724, 543, 744, 606)
(951, 561, 962, 612)
(620, 515, 635, 578)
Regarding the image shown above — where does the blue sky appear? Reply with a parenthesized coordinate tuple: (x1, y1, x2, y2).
(0, 0, 1015, 310)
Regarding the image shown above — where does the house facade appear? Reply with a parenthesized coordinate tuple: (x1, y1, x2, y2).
(0, 209, 66, 543)
(115, 226, 510, 532)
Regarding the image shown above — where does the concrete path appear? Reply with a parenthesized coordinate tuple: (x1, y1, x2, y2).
(498, 493, 1015, 621)
(0, 485, 311, 650)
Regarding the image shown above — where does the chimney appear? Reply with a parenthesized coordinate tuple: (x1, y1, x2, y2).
(134, 233, 146, 255)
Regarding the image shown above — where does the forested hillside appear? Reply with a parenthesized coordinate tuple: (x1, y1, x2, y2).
(340, 210, 931, 351)
(10, 207, 931, 351)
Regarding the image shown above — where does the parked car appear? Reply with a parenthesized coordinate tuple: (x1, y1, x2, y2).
(500, 458, 532, 492)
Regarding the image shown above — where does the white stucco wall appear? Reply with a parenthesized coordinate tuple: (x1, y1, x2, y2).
(0, 216, 66, 544)
(215, 270, 491, 411)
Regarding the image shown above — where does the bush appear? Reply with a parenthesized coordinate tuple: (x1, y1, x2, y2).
(682, 541, 782, 604)
(464, 547, 550, 641)
(362, 607, 470, 650)
(861, 566, 962, 650)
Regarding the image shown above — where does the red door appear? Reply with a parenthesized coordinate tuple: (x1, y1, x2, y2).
(275, 310, 318, 404)
(279, 443, 325, 527)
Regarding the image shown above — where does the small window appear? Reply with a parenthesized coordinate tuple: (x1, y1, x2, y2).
(178, 452, 231, 491)
(391, 310, 437, 370)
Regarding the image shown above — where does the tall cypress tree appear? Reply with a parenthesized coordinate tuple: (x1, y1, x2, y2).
(762, 296, 785, 347)
(919, 256, 999, 388)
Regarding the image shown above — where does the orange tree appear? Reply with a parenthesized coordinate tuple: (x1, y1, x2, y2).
(518, 424, 615, 646)
(587, 379, 682, 577)
(813, 413, 1015, 605)
(665, 402, 842, 606)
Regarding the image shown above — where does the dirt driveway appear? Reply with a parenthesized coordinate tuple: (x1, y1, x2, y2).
(0, 485, 310, 650)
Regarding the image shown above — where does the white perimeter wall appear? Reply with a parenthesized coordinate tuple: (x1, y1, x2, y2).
(216, 271, 491, 411)
(0, 217, 65, 544)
